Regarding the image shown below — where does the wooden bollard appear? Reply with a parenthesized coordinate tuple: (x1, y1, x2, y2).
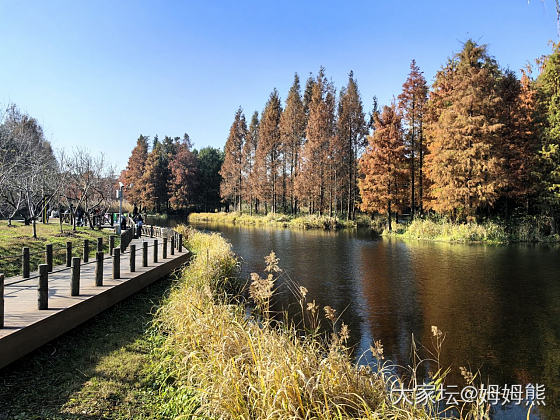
(130, 244, 136, 272)
(109, 235, 115, 256)
(46, 244, 53, 272)
(22, 247, 30, 278)
(83, 239, 89, 263)
(0, 273, 4, 328)
(38, 264, 48, 310)
(143, 241, 148, 267)
(95, 251, 103, 286)
(113, 248, 120, 279)
(97, 237, 103, 252)
(178, 234, 183, 252)
(170, 235, 175, 256)
(153, 239, 158, 263)
(71, 257, 80, 296)
(163, 237, 168, 259)
(66, 241, 72, 267)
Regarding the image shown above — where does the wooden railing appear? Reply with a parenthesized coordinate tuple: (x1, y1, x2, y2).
(0, 224, 184, 329)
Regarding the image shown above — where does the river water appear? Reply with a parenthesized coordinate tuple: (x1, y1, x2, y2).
(148, 216, 559, 419)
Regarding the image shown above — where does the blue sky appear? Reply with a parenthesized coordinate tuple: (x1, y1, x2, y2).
(0, 1, 558, 171)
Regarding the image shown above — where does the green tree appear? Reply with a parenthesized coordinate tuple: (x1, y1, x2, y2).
(195, 147, 224, 212)
(537, 42, 560, 228)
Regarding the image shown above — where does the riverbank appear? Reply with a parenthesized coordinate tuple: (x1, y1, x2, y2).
(0, 227, 489, 418)
(0, 220, 115, 277)
(385, 217, 560, 244)
(188, 211, 372, 230)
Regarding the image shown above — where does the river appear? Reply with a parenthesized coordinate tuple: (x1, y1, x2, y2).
(148, 215, 559, 419)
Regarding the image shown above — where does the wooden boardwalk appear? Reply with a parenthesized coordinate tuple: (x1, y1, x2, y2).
(0, 230, 190, 369)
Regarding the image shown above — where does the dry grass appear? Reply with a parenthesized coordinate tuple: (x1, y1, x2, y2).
(147, 226, 488, 419)
(188, 212, 366, 230)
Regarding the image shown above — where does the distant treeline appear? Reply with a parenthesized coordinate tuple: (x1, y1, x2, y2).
(218, 40, 560, 231)
(119, 134, 223, 213)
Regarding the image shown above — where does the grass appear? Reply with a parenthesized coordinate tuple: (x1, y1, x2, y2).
(387, 215, 560, 244)
(188, 211, 372, 230)
(0, 275, 176, 420)
(0, 226, 489, 419)
(0, 220, 116, 277)
(146, 226, 486, 419)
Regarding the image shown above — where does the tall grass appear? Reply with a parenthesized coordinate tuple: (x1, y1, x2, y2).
(390, 216, 560, 243)
(146, 226, 487, 419)
(188, 211, 367, 230)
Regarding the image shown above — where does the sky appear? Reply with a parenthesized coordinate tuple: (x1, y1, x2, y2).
(0, 1, 558, 172)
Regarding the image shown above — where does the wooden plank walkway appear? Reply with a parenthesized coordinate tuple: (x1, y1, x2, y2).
(0, 233, 190, 369)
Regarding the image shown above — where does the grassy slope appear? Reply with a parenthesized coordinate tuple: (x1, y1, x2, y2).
(188, 211, 371, 230)
(0, 221, 115, 277)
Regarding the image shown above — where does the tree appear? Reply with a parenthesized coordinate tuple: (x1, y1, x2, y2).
(297, 68, 336, 215)
(0, 106, 60, 237)
(280, 75, 306, 214)
(255, 90, 283, 213)
(497, 69, 541, 215)
(120, 135, 149, 210)
(425, 40, 505, 220)
(168, 136, 199, 209)
(220, 108, 246, 211)
(358, 104, 407, 231)
(195, 147, 224, 212)
(243, 111, 260, 214)
(143, 140, 168, 212)
(398, 60, 428, 216)
(337, 71, 367, 219)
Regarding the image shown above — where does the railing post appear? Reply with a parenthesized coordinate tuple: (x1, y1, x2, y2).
(83, 239, 89, 263)
(66, 241, 72, 267)
(153, 239, 158, 263)
(109, 235, 115, 256)
(163, 237, 167, 259)
(130, 244, 136, 272)
(97, 237, 103, 252)
(71, 257, 80, 296)
(0, 273, 4, 328)
(170, 235, 175, 256)
(95, 251, 103, 286)
(22, 247, 30, 278)
(38, 264, 48, 310)
(46, 244, 53, 272)
(143, 241, 148, 267)
(113, 248, 120, 279)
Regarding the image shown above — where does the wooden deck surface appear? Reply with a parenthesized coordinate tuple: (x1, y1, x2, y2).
(0, 235, 189, 368)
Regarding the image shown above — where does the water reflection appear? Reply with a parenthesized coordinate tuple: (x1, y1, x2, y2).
(151, 216, 559, 419)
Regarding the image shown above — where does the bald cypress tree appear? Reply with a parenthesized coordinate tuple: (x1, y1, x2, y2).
(359, 104, 406, 230)
(398, 60, 428, 217)
(337, 71, 367, 219)
(255, 90, 282, 213)
(425, 40, 505, 220)
(280, 74, 306, 214)
(220, 108, 246, 211)
(120, 135, 149, 210)
(243, 111, 260, 214)
(297, 68, 336, 215)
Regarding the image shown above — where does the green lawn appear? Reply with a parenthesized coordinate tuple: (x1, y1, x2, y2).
(0, 221, 115, 278)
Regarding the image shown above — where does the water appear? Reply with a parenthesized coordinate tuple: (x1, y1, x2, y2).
(148, 215, 559, 419)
